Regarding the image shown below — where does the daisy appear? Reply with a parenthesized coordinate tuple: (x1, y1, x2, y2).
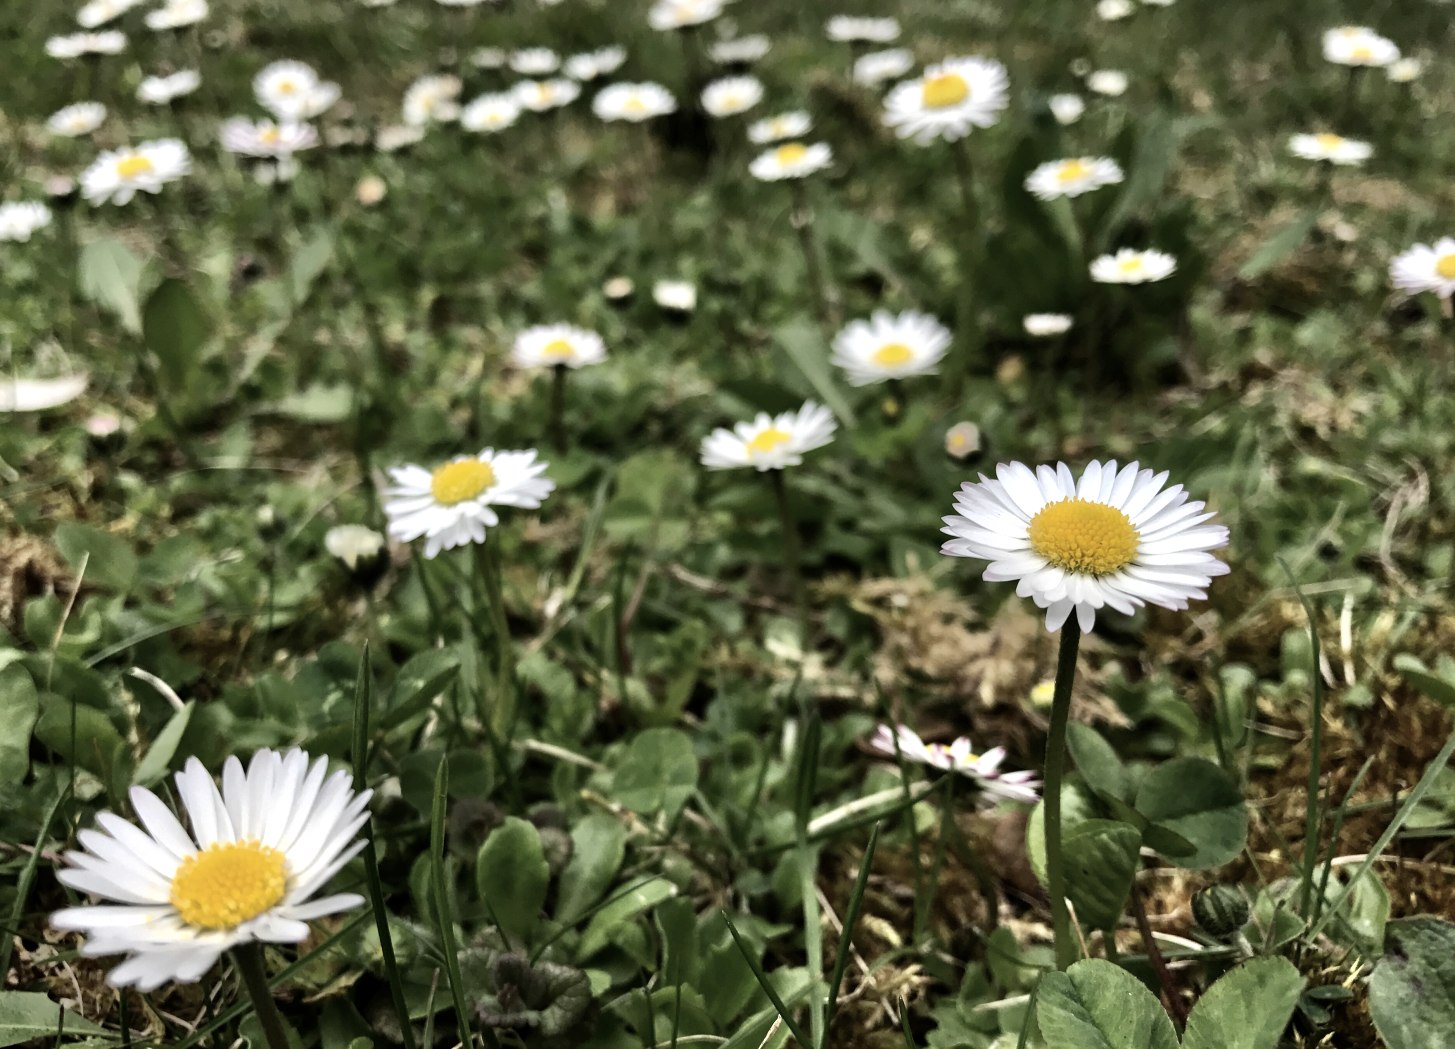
(1048, 93, 1085, 124)
(145, 0, 209, 30)
(592, 82, 677, 122)
(1024, 313, 1073, 336)
(510, 47, 560, 75)
(511, 78, 580, 113)
(0, 373, 87, 412)
(138, 70, 201, 104)
(1086, 69, 1128, 96)
(0, 201, 53, 242)
(1090, 248, 1177, 284)
(47, 102, 107, 138)
(1288, 132, 1372, 166)
(1387, 57, 1423, 83)
(853, 48, 914, 86)
(942, 459, 1230, 633)
(461, 93, 521, 133)
(830, 309, 951, 387)
(883, 56, 1010, 145)
(748, 110, 812, 144)
(1025, 156, 1124, 200)
(702, 76, 764, 117)
(375, 124, 425, 152)
(825, 15, 900, 43)
(1322, 26, 1400, 68)
(472, 47, 508, 69)
(647, 0, 724, 31)
(81, 139, 191, 206)
(564, 46, 626, 81)
(700, 401, 836, 472)
(404, 75, 463, 125)
(944, 421, 981, 460)
(254, 61, 341, 121)
(749, 141, 832, 181)
(50, 747, 371, 990)
(77, 0, 139, 28)
(868, 725, 1040, 803)
(383, 449, 554, 557)
(653, 279, 697, 312)
(220, 117, 318, 158)
(709, 34, 770, 65)
(324, 525, 387, 574)
(1098, 0, 1135, 17)
(1390, 238, 1455, 301)
(511, 324, 606, 370)
(47, 31, 127, 58)
(436, 0, 498, 6)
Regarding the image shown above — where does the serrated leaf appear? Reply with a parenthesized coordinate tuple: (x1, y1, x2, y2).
(1036, 959, 1179, 1049)
(1181, 956, 1304, 1049)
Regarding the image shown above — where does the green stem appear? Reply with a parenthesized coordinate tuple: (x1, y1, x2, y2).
(477, 540, 517, 737)
(771, 470, 807, 640)
(916, 773, 957, 945)
(950, 138, 983, 372)
(550, 364, 567, 453)
(788, 179, 833, 334)
(1044, 625, 1081, 970)
(233, 943, 292, 1049)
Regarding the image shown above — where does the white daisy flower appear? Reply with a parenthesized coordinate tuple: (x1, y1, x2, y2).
(220, 117, 318, 158)
(472, 47, 508, 69)
(944, 421, 981, 460)
(1024, 313, 1073, 337)
(47, 31, 127, 58)
(47, 102, 107, 138)
(748, 110, 812, 144)
(648, 0, 724, 31)
(941, 459, 1230, 633)
(853, 48, 914, 86)
(383, 449, 554, 557)
(700, 401, 837, 472)
(1141, 0, 1176, 5)
(461, 93, 521, 133)
(404, 74, 464, 125)
(883, 56, 1010, 145)
(77, 0, 138, 28)
(592, 82, 677, 122)
(1048, 93, 1085, 125)
(830, 309, 951, 387)
(510, 47, 560, 75)
(868, 725, 1040, 803)
(1322, 26, 1400, 68)
(0, 373, 87, 412)
(1390, 238, 1455, 300)
(1086, 69, 1128, 96)
(81, 139, 191, 206)
(1090, 248, 1177, 284)
(709, 34, 770, 65)
(825, 15, 900, 43)
(702, 75, 764, 117)
(511, 78, 580, 113)
(511, 324, 606, 370)
(254, 61, 341, 121)
(1386, 57, 1423, 83)
(375, 124, 425, 152)
(0, 201, 54, 243)
(145, 0, 209, 30)
(748, 140, 833, 181)
(324, 525, 387, 571)
(1024, 156, 1125, 200)
(653, 280, 696, 313)
(50, 748, 371, 990)
(1097, 0, 1135, 19)
(1287, 132, 1372, 166)
(563, 46, 626, 81)
(138, 70, 201, 104)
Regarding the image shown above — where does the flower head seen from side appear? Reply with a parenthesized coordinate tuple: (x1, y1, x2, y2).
(826, 15, 900, 43)
(883, 56, 1009, 145)
(1048, 93, 1085, 125)
(47, 31, 127, 58)
(853, 48, 914, 86)
(77, 0, 138, 28)
(1288, 132, 1372, 166)
(653, 279, 696, 312)
(868, 725, 1040, 803)
(47, 102, 107, 138)
(1024, 313, 1073, 337)
(709, 34, 770, 65)
(748, 110, 811, 144)
(941, 459, 1230, 633)
(830, 309, 951, 387)
(1386, 57, 1423, 83)
(1086, 69, 1128, 96)
(384, 449, 555, 558)
(81, 139, 191, 206)
(0, 201, 54, 243)
(1025, 156, 1124, 200)
(255, 61, 341, 121)
(564, 46, 626, 80)
(404, 75, 464, 125)
(647, 0, 724, 31)
(510, 47, 560, 75)
(50, 748, 371, 990)
(146, 0, 209, 30)
(1390, 238, 1455, 300)
(592, 82, 676, 122)
(700, 401, 836, 472)
(702, 76, 764, 117)
(511, 78, 581, 113)
(138, 70, 201, 104)
(1090, 248, 1177, 284)
(220, 117, 318, 158)
(1097, 0, 1135, 20)
(748, 141, 832, 181)
(461, 94, 521, 133)
(1322, 26, 1400, 68)
(512, 324, 606, 370)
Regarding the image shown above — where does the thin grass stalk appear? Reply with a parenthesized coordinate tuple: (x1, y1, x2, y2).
(824, 822, 880, 1039)
(722, 912, 812, 1049)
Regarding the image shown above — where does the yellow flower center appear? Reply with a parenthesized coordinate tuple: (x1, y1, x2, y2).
(260, 126, 282, 144)
(1118, 256, 1145, 274)
(169, 840, 288, 930)
(922, 73, 970, 109)
(1027, 497, 1140, 576)
(1057, 159, 1091, 183)
(115, 154, 154, 179)
(872, 342, 914, 367)
(775, 142, 809, 165)
(430, 459, 497, 505)
(1435, 253, 1455, 280)
(1350, 45, 1373, 61)
(540, 338, 576, 360)
(1315, 133, 1344, 150)
(746, 427, 792, 457)
(276, 78, 298, 95)
(624, 95, 647, 113)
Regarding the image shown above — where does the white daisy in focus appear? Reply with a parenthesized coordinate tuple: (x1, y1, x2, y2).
(1322, 26, 1400, 68)
(648, 0, 724, 31)
(748, 110, 811, 144)
(653, 279, 696, 312)
(47, 31, 127, 58)
(511, 78, 580, 113)
(1097, 0, 1135, 19)
(1390, 238, 1455, 300)
(853, 48, 914, 86)
(138, 70, 201, 104)
(1386, 57, 1423, 83)
(1090, 248, 1177, 284)
(702, 76, 764, 117)
(867, 725, 1040, 803)
(510, 48, 560, 75)
(941, 459, 1230, 632)
(1048, 93, 1085, 124)
(709, 34, 770, 65)
(81, 139, 191, 206)
(1288, 132, 1372, 166)
(700, 401, 837, 472)
(404, 75, 464, 125)
(461, 94, 521, 133)
(592, 82, 677, 122)
(0, 373, 87, 412)
(1086, 69, 1128, 96)
(145, 0, 209, 30)
(749, 141, 833, 181)
(511, 324, 606, 370)
(564, 46, 626, 81)
(825, 15, 900, 43)
(47, 102, 107, 138)
(254, 61, 341, 121)
(883, 56, 1010, 145)
(383, 449, 554, 557)
(1024, 313, 1073, 337)
(50, 747, 371, 990)
(830, 309, 951, 387)
(0, 201, 54, 243)
(1025, 156, 1124, 200)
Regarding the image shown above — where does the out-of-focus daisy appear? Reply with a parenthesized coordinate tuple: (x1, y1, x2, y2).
(404, 74, 464, 125)
(1288, 132, 1372, 166)
(941, 459, 1230, 632)
(592, 82, 677, 121)
(145, 0, 209, 30)
(81, 139, 191, 206)
(749, 141, 833, 181)
(603, 276, 635, 301)
(1322, 26, 1400, 68)
(375, 124, 425, 152)
(654, 279, 696, 313)
(461, 93, 521, 133)
(944, 421, 981, 460)
(700, 401, 837, 472)
(220, 118, 318, 158)
(1386, 57, 1423, 83)
(325, 525, 387, 573)
(1048, 93, 1085, 124)
(47, 31, 127, 58)
(1086, 69, 1128, 96)
(1390, 238, 1455, 300)
(50, 748, 371, 990)
(1024, 313, 1073, 336)
(436, 0, 498, 6)
(709, 34, 770, 65)
(564, 46, 626, 81)
(825, 15, 900, 43)
(702, 76, 764, 117)
(853, 48, 914, 86)
(472, 47, 508, 69)
(511, 78, 580, 113)
(1097, 0, 1135, 19)
(1090, 248, 1177, 284)
(138, 70, 200, 104)
(748, 110, 811, 144)
(883, 56, 1010, 145)
(830, 309, 951, 387)
(0, 201, 54, 243)
(648, 0, 724, 31)
(255, 61, 341, 121)
(384, 449, 554, 557)
(355, 175, 387, 206)
(510, 47, 560, 75)
(868, 725, 1040, 803)
(77, 0, 138, 28)
(511, 324, 606, 370)
(47, 102, 107, 138)
(0, 373, 87, 412)
(1025, 156, 1124, 200)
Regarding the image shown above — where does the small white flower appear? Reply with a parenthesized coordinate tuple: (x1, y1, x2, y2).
(1024, 313, 1073, 336)
(255, 61, 341, 121)
(700, 401, 837, 472)
(1024, 156, 1125, 200)
(510, 47, 560, 75)
(375, 124, 425, 152)
(1097, 0, 1135, 19)
(1386, 57, 1423, 83)
(511, 78, 580, 113)
(709, 34, 770, 65)
(404, 75, 464, 125)
(47, 102, 107, 138)
(511, 324, 606, 370)
(830, 309, 951, 387)
(47, 31, 127, 58)
(1089, 248, 1177, 284)
(748, 110, 812, 144)
(384, 449, 554, 558)
(138, 70, 201, 104)
(702, 75, 764, 117)
(324, 525, 387, 571)
(653, 279, 697, 312)
(220, 118, 318, 158)
(648, 0, 724, 31)
(81, 139, 191, 206)
(0, 201, 54, 243)
(944, 421, 981, 460)
(1048, 93, 1085, 125)
(1086, 69, 1128, 96)
(592, 82, 676, 122)
(1390, 238, 1455, 300)
(853, 48, 914, 86)
(461, 93, 521, 133)
(748, 141, 833, 181)
(78, 0, 139, 28)
(145, 0, 209, 30)
(1288, 132, 1373, 166)
(1322, 26, 1400, 68)
(563, 46, 626, 80)
(883, 56, 1010, 145)
(868, 725, 1041, 803)
(825, 15, 900, 43)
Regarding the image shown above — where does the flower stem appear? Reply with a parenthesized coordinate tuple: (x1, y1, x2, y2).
(476, 540, 517, 737)
(233, 943, 292, 1049)
(788, 180, 834, 334)
(550, 364, 567, 453)
(1044, 625, 1081, 970)
(950, 139, 983, 370)
(771, 469, 807, 640)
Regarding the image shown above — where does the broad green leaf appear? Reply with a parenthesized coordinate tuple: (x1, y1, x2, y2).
(1393, 654, 1455, 711)
(54, 523, 138, 593)
(1099, 110, 1176, 242)
(1182, 956, 1304, 1049)
(142, 278, 212, 390)
(78, 237, 145, 334)
(0, 990, 107, 1047)
(577, 879, 677, 960)
(1320, 864, 1389, 953)
(556, 812, 627, 924)
(1135, 757, 1247, 869)
(1368, 918, 1455, 1049)
(1059, 819, 1142, 932)
(772, 316, 856, 427)
(476, 817, 549, 944)
(1026, 783, 1099, 884)
(1068, 723, 1131, 802)
(133, 701, 194, 786)
(1237, 208, 1319, 280)
(0, 665, 39, 788)
(290, 228, 334, 307)
(612, 728, 698, 820)
(34, 699, 125, 782)
(1036, 959, 1178, 1049)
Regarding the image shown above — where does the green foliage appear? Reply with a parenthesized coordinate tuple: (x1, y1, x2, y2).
(1036, 960, 1179, 1049)
(1368, 918, 1455, 1049)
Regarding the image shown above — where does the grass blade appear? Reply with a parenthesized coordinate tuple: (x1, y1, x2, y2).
(0, 785, 70, 979)
(721, 911, 812, 1049)
(824, 822, 880, 1034)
